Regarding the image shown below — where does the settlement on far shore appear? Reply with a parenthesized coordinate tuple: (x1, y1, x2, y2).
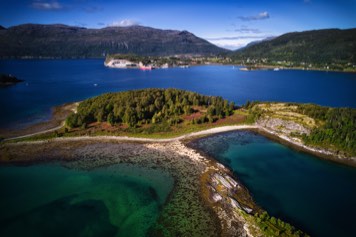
(105, 58, 168, 70)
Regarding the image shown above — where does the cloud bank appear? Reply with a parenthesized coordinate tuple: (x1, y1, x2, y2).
(31, 1, 63, 10)
(206, 35, 274, 50)
(238, 11, 270, 21)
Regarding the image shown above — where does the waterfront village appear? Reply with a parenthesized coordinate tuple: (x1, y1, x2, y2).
(104, 54, 356, 72)
(104, 54, 233, 70)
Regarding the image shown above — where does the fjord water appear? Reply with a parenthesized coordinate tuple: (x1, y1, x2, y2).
(1, 59, 356, 129)
(0, 164, 174, 237)
(191, 131, 356, 237)
(1, 59, 356, 236)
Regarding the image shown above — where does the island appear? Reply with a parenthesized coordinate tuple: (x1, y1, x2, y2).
(1, 88, 355, 236)
(0, 74, 24, 86)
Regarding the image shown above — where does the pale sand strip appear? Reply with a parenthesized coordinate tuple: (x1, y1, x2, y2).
(7, 125, 258, 144)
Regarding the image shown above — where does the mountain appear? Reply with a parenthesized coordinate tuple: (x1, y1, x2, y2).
(0, 24, 228, 58)
(243, 36, 276, 49)
(232, 28, 356, 67)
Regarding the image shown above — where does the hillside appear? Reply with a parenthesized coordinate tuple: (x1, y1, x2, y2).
(0, 24, 228, 58)
(232, 28, 356, 70)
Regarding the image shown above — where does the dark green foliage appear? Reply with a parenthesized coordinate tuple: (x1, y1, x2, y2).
(255, 212, 308, 237)
(232, 28, 356, 68)
(0, 24, 227, 58)
(66, 88, 233, 128)
(296, 104, 356, 156)
(244, 101, 263, 123)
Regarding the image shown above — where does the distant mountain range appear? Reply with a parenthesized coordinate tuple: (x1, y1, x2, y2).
(0, 24, 227, 58)
(233, 28, 356, 66)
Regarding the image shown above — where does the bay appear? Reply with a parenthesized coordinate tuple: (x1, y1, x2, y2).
(190, 130, 356, 237)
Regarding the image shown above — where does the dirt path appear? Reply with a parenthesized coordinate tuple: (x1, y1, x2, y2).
(7, 125, 258, 143)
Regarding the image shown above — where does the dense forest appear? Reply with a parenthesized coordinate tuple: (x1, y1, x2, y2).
(66, 88, 234, 128)
(296, 104, 356, 156)
(232, 28, 356, 70)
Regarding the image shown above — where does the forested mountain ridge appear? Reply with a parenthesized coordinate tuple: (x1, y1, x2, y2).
(0, 24, 228, 58)
(232, 28, 356, 70)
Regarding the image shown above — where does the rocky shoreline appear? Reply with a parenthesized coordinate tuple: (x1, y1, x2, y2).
(255, 116, 356, 167)
(0, 138, 265, 236)
(1, 104, 353, 235)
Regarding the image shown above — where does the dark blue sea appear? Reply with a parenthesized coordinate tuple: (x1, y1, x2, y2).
(0, 59, 355, 129)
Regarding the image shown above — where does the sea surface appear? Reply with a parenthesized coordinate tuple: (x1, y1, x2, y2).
(0, 164, 174, 237)
(0, 59, 355, 129)
(190, 130, 356, 237)
(1, 59, 356, 236)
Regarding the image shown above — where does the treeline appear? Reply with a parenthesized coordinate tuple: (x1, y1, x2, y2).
(244, 101, 356, 156)
(232, 28, 356, 67)
(296, 104, 356, 156)
(66, 88, 234, 128)
(255, 212, 308, 237)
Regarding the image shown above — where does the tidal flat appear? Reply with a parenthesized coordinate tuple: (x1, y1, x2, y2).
(1, 139, 249, 236)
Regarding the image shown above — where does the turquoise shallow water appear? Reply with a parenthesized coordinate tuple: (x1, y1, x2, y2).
(0, 163, 174, 237)
(191, 130, 356, 237)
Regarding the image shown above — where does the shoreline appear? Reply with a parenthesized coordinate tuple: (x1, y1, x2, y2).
(253, 127, 356, 168)
(0, 102, 79, 140)
(233, 63, 356, 73)
(0, 130, 311, 236)
(4, 122, 355, 167)
(0, 138, 260, 236)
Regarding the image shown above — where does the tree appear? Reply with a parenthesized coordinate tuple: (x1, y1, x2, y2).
(107, 112, 115, 125)
(124, 107, 137, 127)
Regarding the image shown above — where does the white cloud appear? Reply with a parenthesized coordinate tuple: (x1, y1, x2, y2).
(109, 19, 139, 27)
(205, 36, 269, 41)
(238, 11, 270, 21)
(31, 1, 63, 10)
(206, 35, 274, 50)
(234, 28, 261, 34)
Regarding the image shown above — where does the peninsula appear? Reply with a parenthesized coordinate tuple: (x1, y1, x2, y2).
(1, 88, 355, 237)
(0, 74, 23, 86)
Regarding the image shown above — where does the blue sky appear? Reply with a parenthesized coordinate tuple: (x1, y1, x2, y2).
(0, 0, 355, 49)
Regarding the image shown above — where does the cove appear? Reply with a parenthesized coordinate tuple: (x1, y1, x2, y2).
(0, 163, 174, 237)
(190, 130, 356, 237)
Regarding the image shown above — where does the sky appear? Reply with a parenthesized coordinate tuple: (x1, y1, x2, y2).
(0, 0, 355, 49)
